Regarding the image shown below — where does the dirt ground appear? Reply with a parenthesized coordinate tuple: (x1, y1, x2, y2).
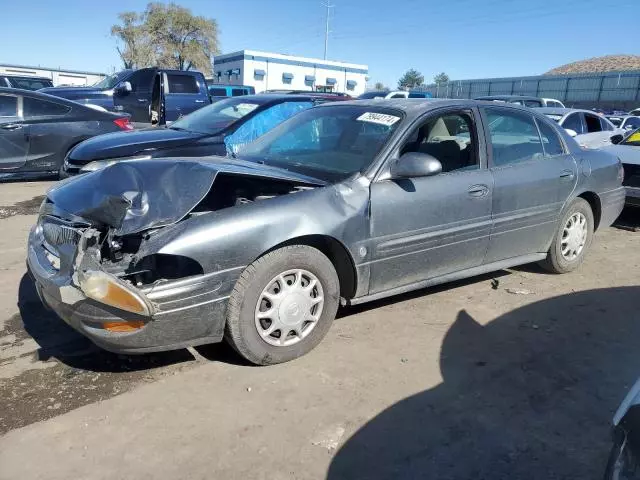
(0, 180, 639, 479)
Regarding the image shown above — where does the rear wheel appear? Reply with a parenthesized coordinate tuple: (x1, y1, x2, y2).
(225, 245, 340, 365)
(540, 198, 594, 274)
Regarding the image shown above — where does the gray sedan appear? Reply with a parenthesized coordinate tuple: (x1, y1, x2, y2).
(27, 99, 626, 364)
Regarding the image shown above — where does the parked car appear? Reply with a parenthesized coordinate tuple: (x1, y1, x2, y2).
(207, 85, 255, 103)
(358, 90, 409, 99)
(264, 89, 352, 99)
(601, 127, 640, 207)
(40, 68, 211, 124)
(27, 99, 625, 364)
(604, 376, 640, 479)
(1, 75, 54, 91)
(0, 88, 132, 180)
(61, 94, 337, 175)
(606, 114, 640, 131)
(535, 107, 625, 149)
(476, 95, 565, 108)
(629, 108, 640, 116)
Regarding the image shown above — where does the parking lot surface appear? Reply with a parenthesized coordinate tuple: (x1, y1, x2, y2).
(0, 180, 639, 479)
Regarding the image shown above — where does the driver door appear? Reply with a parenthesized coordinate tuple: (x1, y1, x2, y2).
(368, 108, 493, 295)
(0, 93, 28, 170)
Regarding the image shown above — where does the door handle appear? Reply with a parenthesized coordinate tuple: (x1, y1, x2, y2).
(0, 123, 22, 131)
(467, 184, 489, 197)
(194, 100, 205, 103)
(559, 170, 575, 181)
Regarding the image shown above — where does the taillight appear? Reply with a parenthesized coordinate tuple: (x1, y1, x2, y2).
(113, 117, 133, 131)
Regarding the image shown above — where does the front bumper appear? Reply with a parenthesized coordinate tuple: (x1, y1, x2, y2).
(27, 226, 241, 354)
(626, 186, 640, 207)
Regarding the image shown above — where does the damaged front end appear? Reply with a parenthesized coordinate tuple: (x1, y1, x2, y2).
(27, 158, 327, 353)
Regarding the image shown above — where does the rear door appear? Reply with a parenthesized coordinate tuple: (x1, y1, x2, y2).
(0, 93, 28, 170)
(164, 72, 209, 122)
(482, 106, 577, 262)
(22, 95, 73, 171)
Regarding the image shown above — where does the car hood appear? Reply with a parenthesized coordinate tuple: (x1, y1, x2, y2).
(39, 86, 109, 100)
(69, 128, 208, 162)
(46, 158, 326, 236)
(602, 144, 640, 166)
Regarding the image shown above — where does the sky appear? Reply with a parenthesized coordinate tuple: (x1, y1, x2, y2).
(1, 0, 639, 88)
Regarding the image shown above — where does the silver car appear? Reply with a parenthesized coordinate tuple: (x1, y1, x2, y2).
(536, 107, 625, 149)
(27, 100, 626, 364)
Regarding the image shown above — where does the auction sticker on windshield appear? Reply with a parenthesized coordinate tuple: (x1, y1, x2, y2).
(357, 112, 401, 127)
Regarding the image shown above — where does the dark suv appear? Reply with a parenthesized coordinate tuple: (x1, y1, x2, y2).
(40, 68, 211, 124)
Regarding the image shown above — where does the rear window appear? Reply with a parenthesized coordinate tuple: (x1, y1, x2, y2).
(209, 87, 227, 97)
(167, 74, 200, 94)
(8, 77, 53, 90)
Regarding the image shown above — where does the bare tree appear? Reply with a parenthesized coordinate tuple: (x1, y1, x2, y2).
(111, 12, 154, 69)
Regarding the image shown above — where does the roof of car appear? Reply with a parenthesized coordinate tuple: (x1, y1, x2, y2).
(475, 95, 542, 101)
(534, 107, 601, 115)
(318, 98, 539, 116)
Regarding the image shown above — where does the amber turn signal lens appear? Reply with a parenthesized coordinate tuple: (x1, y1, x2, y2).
(79, 271, 151, 316)
(102, 321, 145, 332)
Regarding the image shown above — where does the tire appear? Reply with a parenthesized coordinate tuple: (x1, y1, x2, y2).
(225, 245, 340, 365)
(540, 197, 594, 274)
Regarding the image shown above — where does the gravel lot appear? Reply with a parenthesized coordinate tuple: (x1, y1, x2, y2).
(0, 180, 638, 479)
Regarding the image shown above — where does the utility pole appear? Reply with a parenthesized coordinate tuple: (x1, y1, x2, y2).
(323, 2, 334, 60)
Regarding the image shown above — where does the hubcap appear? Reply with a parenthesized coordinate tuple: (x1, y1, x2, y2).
(254, 269, 324, 347)
(561, 212, 587, 261)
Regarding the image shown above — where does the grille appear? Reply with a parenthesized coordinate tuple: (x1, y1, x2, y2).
(623, 164, 640, 188)
(42, 220, 81, 246)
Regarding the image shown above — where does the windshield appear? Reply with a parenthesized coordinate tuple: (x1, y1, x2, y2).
(359, 91, 388, 99)
(544, 114, 564, 122)
(237, 105, 403, 182)
(170, 97, 264, 134)
(93, 72, 129, 89)
(622, 128, 640, 146)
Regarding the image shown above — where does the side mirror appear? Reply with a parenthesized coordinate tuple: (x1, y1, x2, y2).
(114, 81, 132, 95)
(565, 128, 578, 138)
(390, 152, 442, 178)
(611, 134, 624, 145)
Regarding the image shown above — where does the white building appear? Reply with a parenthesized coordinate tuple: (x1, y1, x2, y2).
(212, 50, 368, 96)
(0, 64, 105, 86)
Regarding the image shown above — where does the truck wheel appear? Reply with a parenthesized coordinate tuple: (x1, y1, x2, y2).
(225, 245, 340, 365)
(540, 198, 594, 274)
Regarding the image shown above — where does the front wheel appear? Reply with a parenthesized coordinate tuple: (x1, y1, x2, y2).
(540, 198, 594, 274)
(225, 245, 340, 365)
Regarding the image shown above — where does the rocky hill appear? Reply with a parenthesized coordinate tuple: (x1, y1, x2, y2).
(546, 55, 640, 75)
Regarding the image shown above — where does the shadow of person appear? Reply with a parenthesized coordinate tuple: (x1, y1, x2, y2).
(328, 286, 640, 480)
(17, 273, 194, 373)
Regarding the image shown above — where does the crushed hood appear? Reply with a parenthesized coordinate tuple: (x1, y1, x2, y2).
(47, 158, 325, 236)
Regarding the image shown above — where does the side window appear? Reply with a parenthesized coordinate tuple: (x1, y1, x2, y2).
(524, 100, 543, 107)
(535, 118, 565, 156)
(624, 117, 640, 130)
(600, 117, 614, 131)
(562, 113, 584, 134)
(400, 111, 479, 173)
(224, 101, 313, 154)
(390, 93, 406, 99)
(0, 95, 18, 120)
(23, 97, 70, 118)
(485, 108, 544, 167)
(231, 88, 245, 97)
(167, 74, 200, 94)
(127, 69, 155, 92)
(584, 114, 603, 133)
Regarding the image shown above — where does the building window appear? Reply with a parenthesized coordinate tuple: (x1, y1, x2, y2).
(346, 80, 357, 91)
